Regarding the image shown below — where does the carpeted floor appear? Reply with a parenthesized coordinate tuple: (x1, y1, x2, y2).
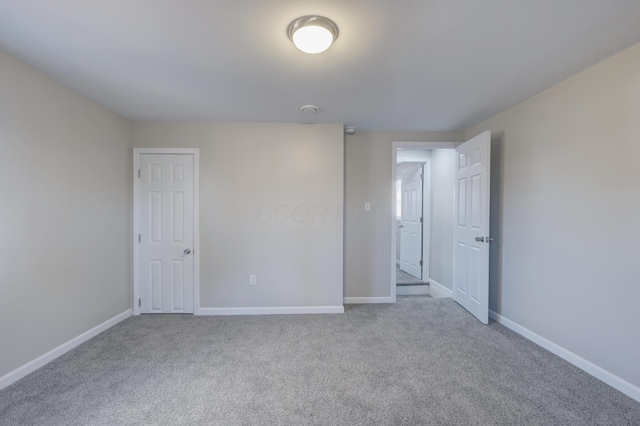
(1, 297, 639, 425)
(396, 265, 428, 285)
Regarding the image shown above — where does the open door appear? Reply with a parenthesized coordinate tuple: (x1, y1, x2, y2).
(453, 131, 491, 324)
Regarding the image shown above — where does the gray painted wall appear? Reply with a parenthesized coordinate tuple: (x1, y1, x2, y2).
(132, 123, 344, 308)
(465, 42, 640, 388)
(344, 131, 464, 299)
(429, 149, 456, 290)
(0, 51, 132, 378)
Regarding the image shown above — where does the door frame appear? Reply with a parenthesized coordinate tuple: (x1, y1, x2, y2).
(391, 142, 460, 302)
(132, 148, 200, 315)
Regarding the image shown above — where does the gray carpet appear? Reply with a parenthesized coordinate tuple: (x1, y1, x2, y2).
(396, 265, 428, 285)
(1, 298, 639, 425)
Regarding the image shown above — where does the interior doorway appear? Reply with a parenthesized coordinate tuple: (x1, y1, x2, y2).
(395, 155, 429, 296)
(392, 133, 494, 325)
(392, 142, 459, 301)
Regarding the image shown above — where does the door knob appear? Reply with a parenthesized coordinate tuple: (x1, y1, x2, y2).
(183, 248, 192, 255)
(475, 237, 485, 242)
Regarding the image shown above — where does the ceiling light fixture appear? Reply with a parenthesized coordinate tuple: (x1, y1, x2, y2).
(287, 16, 339, 54)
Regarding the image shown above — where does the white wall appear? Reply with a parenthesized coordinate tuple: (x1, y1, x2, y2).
(132, 123, 344, 309)
(465, 42, 640, 390)
(344, 131, 463, 300)
(397, 149, 431, 163)
(0, 51, 132, 378)
(429, 149, 456, 289)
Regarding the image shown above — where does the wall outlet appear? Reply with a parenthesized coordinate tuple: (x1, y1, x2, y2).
(364, 202, 371, 212)
(249, 275, 257, 286)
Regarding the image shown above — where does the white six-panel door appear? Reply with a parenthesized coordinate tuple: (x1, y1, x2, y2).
(139, 154, 195, 314)
(453, 131, 491, 324)
(400, 164, 423, 279)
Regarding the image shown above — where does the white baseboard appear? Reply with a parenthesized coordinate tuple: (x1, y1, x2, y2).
(489, 310, 640, 403)
(343, 297, 394, 304)
(427, 278, 453, 298)
(197, 305, 344, 315)
(396, 285, 429, 296)
(0, 309, 132, 391)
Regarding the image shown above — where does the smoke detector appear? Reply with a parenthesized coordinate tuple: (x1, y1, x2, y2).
(344, 126, 356, 135)
(300, 105, 319, 113)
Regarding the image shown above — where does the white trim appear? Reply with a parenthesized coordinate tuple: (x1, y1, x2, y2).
(428, 278, 453, 298)
(396, 285, 429, 296)
(391, 141, 461, 303)
(344, 297, 394, 304)
(421, 161, 431, 282)
(193, 151, 201, 315)
(132, 151, 141, 315)
(133, 148, 200, 315)
(197, 306, 344, 316)
(489, 310, 640, 403)
(0, 310, 132, 391)
(390, 147, 398, 304)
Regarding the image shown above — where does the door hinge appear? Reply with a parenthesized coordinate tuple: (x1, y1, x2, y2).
(138, 298, 141, 307)
(138, 169, 141, 178)
(419, 260, 423, 266)
(138, 234, 141, 243)
(419, 217, 423, 223)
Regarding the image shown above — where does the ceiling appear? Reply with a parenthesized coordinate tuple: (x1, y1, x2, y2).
(1, 1, 640, 132)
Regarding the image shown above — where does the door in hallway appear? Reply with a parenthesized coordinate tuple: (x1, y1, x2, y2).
(400, 164, 423, 279)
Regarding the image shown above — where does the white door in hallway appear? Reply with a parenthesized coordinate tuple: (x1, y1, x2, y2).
(139, 154, 195, 313)
(400, 164, 423, 279)
(453, 131, 491, 324)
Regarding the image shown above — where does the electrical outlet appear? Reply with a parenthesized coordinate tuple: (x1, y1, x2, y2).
(364, 202, 371, 212)
(249, 275, 257, 286)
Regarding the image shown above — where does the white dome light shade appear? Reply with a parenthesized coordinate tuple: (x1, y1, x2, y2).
(293, 26, 333, 54)
(288, 16, 338, 54)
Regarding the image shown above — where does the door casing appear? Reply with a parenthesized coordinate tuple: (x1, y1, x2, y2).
(133, 148, 200, 315)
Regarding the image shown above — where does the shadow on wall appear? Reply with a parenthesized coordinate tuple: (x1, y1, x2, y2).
(490, 133, 504, 314)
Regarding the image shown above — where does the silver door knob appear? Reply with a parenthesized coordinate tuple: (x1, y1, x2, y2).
(183, 248, 192, 255)
(475, 237, 485, 242)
